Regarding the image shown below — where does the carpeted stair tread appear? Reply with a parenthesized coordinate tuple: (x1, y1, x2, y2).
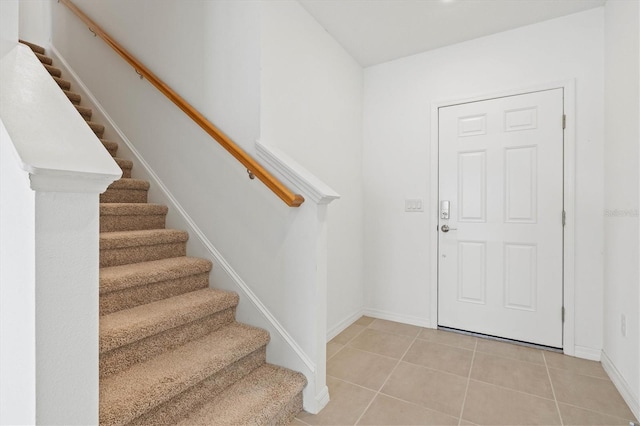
(102, 140, 119, 156)
(35, 52, 52, 65)
(19, 39, 45, 54)
(75, 104, 92, 120)
(52, 75, 71, 91)
(100, 256, 211, 295)
(99, 322, 270, 425)
(64, 89, 81, 104)
(100, 288, 239, 353)
(100, 229, 188, 250)
(43, 64, 62, 78)
(100, 202, 166, 218)
(177, 364, 306, 425)
(107, 178, 150, 191)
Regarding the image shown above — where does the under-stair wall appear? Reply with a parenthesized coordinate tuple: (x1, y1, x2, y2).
(49, 0, 335, 413)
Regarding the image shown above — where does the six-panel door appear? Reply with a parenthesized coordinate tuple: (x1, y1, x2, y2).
(438, 89, 564, 348)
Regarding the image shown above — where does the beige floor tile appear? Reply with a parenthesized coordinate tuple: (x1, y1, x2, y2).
(327, 341, 344, 361)
(368, 319, 422, 337)
(403, 339, 474, 377)
(348, 328, 414, 359)
(357, 394, 459, 425)
(459, 421, 478, 426)
(475, 338, 545, 364)
(544, 351, 608, 379)
(297, 376, 376, 425)
(558, 403, 636, 425)
(381, 361, 467, 417)
(417, 328, 477, 350)
(462, 380, 561, 425)
(331, 324, 366, 345)
(549, 368, 635, 419)
(470, 352, 554, 399)
(354, 316, 375, 326)
(290, 418, 308, 425)
(327, 346, 398, 391)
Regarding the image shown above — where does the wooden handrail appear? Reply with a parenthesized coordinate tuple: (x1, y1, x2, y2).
(59, 0, 304, 207)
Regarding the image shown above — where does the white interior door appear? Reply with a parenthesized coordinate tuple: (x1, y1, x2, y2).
(437, 89, 564, 348)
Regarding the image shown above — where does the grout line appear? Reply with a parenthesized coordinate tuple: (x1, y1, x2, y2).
(543, 351, 564, 426)
(457, 339, 477, 426)
(352, 329, 422, 426)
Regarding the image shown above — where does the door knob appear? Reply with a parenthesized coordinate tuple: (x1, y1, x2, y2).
(441, 224, 457, 233)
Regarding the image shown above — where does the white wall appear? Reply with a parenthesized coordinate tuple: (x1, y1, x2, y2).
(0, 119, 36, 426)
(0, 0, 18, 57)
(603, 0, 640, 418)
(363, 9, 605, 354)
(260, 1, 364, 337)
(18, 0, 51, 49)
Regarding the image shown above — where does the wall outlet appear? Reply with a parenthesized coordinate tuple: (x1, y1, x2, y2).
(405, 199, 424, 212)
(621, 314, 626, 337)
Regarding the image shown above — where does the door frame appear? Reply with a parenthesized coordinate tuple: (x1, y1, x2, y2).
(429, 80, 576, 356)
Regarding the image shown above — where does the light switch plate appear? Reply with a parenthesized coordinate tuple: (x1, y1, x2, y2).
(405, 199, 424, 212)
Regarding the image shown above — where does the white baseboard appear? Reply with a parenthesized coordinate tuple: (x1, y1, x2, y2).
(601, 350, 640, 421)
(362, 308, 432, 329)
(313, 385, 330, 414)
(327, 309, 365, 342)
(573, 345, 601, 361)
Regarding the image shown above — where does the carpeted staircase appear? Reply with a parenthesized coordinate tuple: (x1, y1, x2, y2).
(19, 40, 306, 425)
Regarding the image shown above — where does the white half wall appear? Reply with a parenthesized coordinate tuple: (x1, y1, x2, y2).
(260, 1, 365, 338)
(1, 42, 120, 424)
(363, 8, 605, 353)
(603, 0, 640, 419)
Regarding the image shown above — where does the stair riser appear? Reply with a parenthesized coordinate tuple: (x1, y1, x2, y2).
(100, 188, 148, 203)
(128, 348, 266, 426)
(100, 242, 186, 267)
(100, 213, 165, 232)
(101, 307, 236, 378)
(100, 272, 208, 316)
(272, 391, 304, 425)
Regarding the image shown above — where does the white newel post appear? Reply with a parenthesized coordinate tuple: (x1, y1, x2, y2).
(1, 44, 121, 425)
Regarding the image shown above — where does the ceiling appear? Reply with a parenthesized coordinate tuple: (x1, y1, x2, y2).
(298, 0, 606, 67)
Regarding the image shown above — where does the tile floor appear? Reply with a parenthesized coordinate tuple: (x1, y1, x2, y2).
(292, 316, 638, 426)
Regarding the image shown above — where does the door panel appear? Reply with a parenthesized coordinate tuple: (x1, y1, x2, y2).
(438, 89, 564, 348)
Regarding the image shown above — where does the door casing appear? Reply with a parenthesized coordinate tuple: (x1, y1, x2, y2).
(429, 80, 577, 356)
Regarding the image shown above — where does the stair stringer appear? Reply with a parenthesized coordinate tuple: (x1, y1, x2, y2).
(49, 44, 331, 414)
